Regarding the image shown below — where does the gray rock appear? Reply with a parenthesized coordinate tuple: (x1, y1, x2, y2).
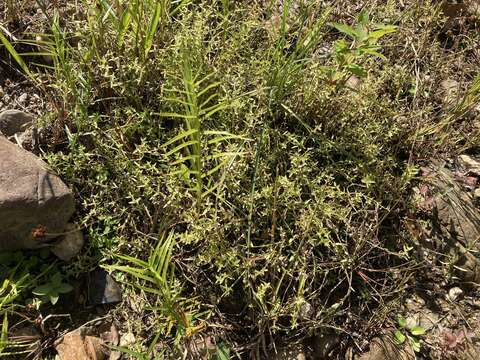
(422, 162, 480, 282)
(0, 110, 33, 137)
(0, 136, 74, 250)
(88, 270, 122, 305)
(458, 154, 480, 176)
(447, 287, 463, 302)
(51, 224, 84, 261)
(425, 162, 480, 249)
(357, 336, 414, 360)
(313, 332, 340, 359)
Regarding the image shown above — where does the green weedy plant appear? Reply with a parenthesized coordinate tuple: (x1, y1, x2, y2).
(98, 0, 191, 60)
(328, 11, 397, 87)
(159, 50, 245, 207)
(418, 73, 480, 151)
(32, 272, 73, 305)
(0, 29, 34, 80)
(0, 253, 62, 357)
(268, 4, 332, 111)
(107, 231, 196, 344)
(394, 315, 426, 353)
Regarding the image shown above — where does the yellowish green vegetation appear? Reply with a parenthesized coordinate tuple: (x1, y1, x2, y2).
(1, 0, 480, 358)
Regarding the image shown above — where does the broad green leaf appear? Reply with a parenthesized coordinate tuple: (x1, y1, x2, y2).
(369, 25, 398, 40)
(346, 63, 367, 78)
(410, 326, 426, 336)
(361, 47, 387, 60)
(117, 7, 132, 47)
(51, 272, 62, 286)
(49, 292, 59, 305)
(331, 23, 357, 39)
(411, 336, 421, 352)
(32, 285, 52, 296)
(57, 283, 74, 294)
(394, 330, 406, 344)
(397, 316, 407, 328)
(358, 11, 369, 26)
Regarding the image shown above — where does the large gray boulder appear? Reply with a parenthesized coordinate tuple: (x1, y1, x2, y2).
(0, 136, 74, 250)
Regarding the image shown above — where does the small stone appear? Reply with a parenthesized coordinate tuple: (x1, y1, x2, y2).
(474, 188, 480, 199)
(17, 93, 28, 104)
(439, 79, 459, 105)
(0, 109, 33, 137)
(51, 224, 85, 261)
(88, 270, 122, 305)
(458, 155, 480, 176)
(447, 287, 463, 302)
(313, 333, 340, 359)
(298, 301, 313, 320)
(357, 336, 414, 360)
(119, 332, 135, 347)
(346, 75, 362, 90)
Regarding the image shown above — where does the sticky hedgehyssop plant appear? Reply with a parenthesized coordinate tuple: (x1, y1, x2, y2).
(1, 0, 480, 358)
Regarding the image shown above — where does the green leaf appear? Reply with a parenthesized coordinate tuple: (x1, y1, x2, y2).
(0, 31, 33, 78)
(117, 7, 132, 47)
(394, 330, 406, 345)
(358, 11, 369, 26)
(360, 47, 387, 60)
(144, 2, 162, 58)
(32, 284, 52, 296)
(212, 342, 230, 360)
(331, 23, 357, 39)
(56, 283, 74, 294)
(410, 326, 426, 336)
(411, 336, 421, 352)
(369, 25, 397, 41)
(49, 292, 59, 305)
(51, 272, 62, 286)
(346, 63, 367, 77)
(397, 315, 407, 328)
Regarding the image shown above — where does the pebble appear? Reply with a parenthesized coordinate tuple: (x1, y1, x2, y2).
(88, 270, 122, 305)
(474, 188, 480, 199)
(119, 332, 135, 347)
(298, 301, 313, 320)
(0, 109, 33, 137)
(458, 155, 480, 176)
(447, 287, 463, 302)
(17, 93, 28, 105)
(51, 224, 85, 261)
